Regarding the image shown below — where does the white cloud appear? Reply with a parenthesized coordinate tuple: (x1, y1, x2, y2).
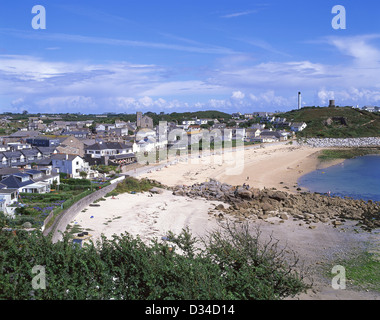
(0, 28, 238, 55)
(3, 34, 380, 113)
(231, 91, 245, 99)
(317, 89, 335, 105)
(220, 10, 257, 18)
(37, 96, 97, 112)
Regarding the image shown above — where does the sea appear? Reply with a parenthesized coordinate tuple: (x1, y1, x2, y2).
(297, 155, 380, 202)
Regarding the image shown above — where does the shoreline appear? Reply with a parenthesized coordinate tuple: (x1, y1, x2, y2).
(68, 185, 380, 300)
(67, 143, 380, 300)
(137, 143, 345, 194)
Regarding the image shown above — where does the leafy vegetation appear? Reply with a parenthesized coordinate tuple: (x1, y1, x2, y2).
(318, 148, 380, 161)
(106, 177, 162, 197)
(278, 106, 380, 138)
(1, 110, 232, 128)
(5, 179, 111, 230)
(0, 218, 309, 300)
(91, 165, 120, 174)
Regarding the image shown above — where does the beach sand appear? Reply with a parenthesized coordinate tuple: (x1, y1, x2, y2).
(68, 188, 380, 300)
(138, 143, 344, 193)
(66, 143, 379, 300)
(69, 189, 226, 244)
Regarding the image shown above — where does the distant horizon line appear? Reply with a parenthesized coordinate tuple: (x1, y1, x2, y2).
(0, 104, 374, 116)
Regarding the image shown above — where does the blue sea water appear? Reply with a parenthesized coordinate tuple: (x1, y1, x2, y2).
(297, 155, 380, 202)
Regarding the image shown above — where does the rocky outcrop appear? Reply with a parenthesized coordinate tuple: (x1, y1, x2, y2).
(171, 179, 380, 231)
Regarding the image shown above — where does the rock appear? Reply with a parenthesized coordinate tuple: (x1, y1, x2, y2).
(236, 188, 253, 199)
(149, 187, 163, 194)
(270, 191, 288, 202)
(215, 204, 225, 210)
(260, 203, 274, 212)
(279, 213, 288, 220)
(170, 178, 380, 230)
(173, 189, 185, 196)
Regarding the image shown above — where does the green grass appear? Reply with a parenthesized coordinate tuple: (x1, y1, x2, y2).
(329, 252, 380, 293)
(318, 148, 380, 161)
(278, 106, 380, 138)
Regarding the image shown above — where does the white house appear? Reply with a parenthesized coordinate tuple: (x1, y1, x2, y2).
(85, 141, 134, 158)
(245, 128, 261, 141)
(51, 154, 95, 179)
(362, 106, 379, 113)
(0, 188, 18, 217)
(290, 122, 307, 132)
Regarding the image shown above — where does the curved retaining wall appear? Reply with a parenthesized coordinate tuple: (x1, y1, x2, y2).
(45, 179, 124, 243)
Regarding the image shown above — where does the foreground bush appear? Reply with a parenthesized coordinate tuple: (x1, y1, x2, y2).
(0, 215, 309, 300)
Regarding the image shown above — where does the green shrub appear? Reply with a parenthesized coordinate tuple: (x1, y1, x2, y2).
(61, 178, 92, 186)
(107, 177, 161, 196)
(0, 220, 309, 300)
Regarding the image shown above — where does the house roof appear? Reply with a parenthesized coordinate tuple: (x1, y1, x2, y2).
(79, 139, 96, 146)
(61, 130, 89, 135)
(21, 149, 41, 156)
(13, 172, 31, 178)
(25, 169, 42, 175)
(291, 122, 306, 127)
(113, 153, 136, 160)
(51, 154, 81, 161)
(36, 147, 57, 154)
(0, 175, 34, 189)
(0, 168, 22, 176)
(1, 151, 23, 158)
(0, 188, 18, 194)
(34, 158, 52, 166)
(8, 130, 41, 138)
(85, 142, 130, 151)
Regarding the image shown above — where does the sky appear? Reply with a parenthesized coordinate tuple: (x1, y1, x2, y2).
(1, 0, 380, 114)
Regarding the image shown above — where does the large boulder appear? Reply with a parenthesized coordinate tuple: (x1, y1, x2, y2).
(270, 191, 288, 202)
(149, 187, 164, 194)
(260, 202, 274, 212)
(236, 188, 253, 199)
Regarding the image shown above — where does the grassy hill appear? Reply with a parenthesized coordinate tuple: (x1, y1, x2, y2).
(277, 106, 380, 138)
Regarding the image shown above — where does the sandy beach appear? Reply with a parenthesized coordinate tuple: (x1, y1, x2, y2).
(138, 143, 344, 193)
(68, 187, 380, 300)
(69, 189, 226, 244)
(66, 143, 379, 300)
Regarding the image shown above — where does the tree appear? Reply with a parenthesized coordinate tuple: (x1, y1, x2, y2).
(79, 171, 88, 179)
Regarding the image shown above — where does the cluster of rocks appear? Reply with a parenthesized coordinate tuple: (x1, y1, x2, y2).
(172, 179, 380, 231)
(300, 137, 380, 148)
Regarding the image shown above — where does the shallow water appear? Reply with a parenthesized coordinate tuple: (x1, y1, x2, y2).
(297, 155, 380, 201)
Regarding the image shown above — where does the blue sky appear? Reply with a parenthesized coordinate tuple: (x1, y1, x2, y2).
(1, 0, 380, 114)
